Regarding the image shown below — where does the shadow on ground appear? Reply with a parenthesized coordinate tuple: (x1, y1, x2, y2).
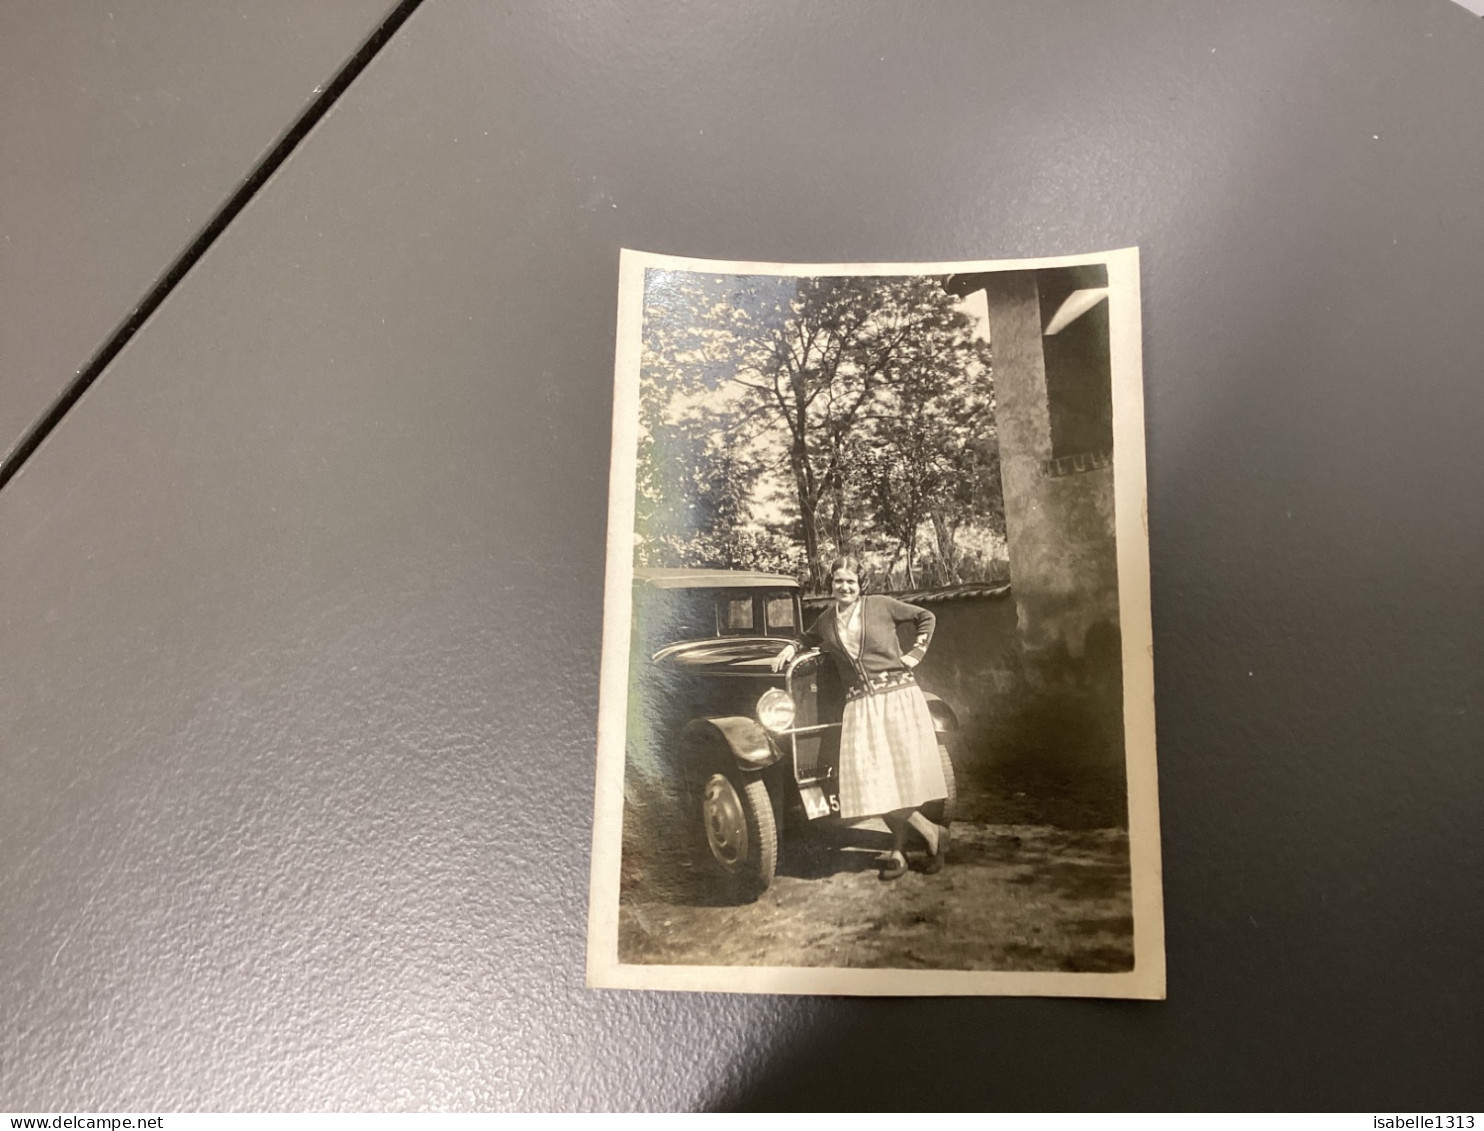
(618, 770, 1132, 972)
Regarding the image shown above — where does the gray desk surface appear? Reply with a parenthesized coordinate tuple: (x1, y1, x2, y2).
(2, 0, 1481, 1111)
(0, 0, 395, 465)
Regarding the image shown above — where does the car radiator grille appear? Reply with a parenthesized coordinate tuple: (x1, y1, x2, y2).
(789, 653, 835, 781)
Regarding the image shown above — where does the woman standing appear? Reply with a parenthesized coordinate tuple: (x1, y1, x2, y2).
(774, 556, 950, 880)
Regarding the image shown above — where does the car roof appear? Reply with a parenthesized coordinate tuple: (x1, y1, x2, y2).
(634, 566, 800, 590)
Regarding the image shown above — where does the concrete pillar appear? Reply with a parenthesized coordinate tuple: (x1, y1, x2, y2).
(971, 271, 1120, 657)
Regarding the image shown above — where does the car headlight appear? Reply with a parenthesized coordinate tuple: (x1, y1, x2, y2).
(755, 688, 796, 733)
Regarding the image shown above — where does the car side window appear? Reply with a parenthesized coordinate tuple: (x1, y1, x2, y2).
(718, 595, 755, 634)
(644, 590, 718, 647)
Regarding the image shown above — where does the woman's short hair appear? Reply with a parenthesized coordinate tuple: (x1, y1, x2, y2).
(828, 555, 866, 584)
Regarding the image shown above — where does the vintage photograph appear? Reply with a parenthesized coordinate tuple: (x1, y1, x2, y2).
(588, 249, 1162, 997)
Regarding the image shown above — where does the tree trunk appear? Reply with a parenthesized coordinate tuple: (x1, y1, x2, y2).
(930, 509, 960, 584)
(825, 468, 844, 562)
(791, 440, 824, 591)
(800, 495, 823, 592)
(884, 545, 903, 590)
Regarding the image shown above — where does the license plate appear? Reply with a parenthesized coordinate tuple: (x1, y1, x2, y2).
(799, 784, 831, 820)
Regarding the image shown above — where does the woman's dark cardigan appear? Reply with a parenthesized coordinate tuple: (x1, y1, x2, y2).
(802, 595, 935, 691)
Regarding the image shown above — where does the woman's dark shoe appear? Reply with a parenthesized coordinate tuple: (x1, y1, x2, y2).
(878, 851, 909, 881)
(922, 823, 951, 875)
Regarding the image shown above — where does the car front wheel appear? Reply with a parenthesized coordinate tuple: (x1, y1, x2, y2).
(700, 771, 777, 900)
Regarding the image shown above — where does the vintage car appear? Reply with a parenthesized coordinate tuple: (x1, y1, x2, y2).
(628, 566, 958, 900)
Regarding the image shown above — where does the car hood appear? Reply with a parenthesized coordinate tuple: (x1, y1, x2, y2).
(651, 637, 792, 672)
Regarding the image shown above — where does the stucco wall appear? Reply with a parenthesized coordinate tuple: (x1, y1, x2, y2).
(970, 270, 1121, 658)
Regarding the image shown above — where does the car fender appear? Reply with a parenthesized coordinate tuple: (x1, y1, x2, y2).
(681, 716, 780, 771)
(920, 692, 959, 734)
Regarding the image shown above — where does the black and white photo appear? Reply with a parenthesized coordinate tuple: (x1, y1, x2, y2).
(589, 248, 1162, 998)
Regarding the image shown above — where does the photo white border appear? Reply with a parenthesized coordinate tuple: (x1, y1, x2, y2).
(587, 247, 1164, 999)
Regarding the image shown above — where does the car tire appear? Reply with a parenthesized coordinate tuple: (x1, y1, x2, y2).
(924, 736, 957, 830)
(699, 771, 777, 901)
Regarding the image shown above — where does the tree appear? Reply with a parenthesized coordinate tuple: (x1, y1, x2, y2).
(927, 431, 1005, 584)
(637, 270, 995, 589)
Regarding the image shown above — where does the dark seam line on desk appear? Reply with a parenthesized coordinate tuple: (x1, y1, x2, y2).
(0, 0, 426, 494)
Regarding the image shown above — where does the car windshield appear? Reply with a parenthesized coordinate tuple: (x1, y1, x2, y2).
(764, 594, 797, 634)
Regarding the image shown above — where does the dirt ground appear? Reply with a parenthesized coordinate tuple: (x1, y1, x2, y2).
(618, 776, 1133, 972)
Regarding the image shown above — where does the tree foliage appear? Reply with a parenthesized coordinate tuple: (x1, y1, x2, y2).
(636, 270, 1000, 591)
